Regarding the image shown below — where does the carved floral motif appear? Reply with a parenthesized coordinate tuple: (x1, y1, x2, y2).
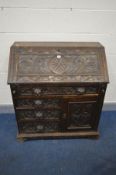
(15, 49, 102, 83)
(18, 109, 62, 119)
(21, 122, 59, 133)
(69, 103, 94, 127)
(16, 99, 61, 108)
(15, 86, 97, 96)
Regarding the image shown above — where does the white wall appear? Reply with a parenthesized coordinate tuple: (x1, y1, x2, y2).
(0, 0, 116, 105)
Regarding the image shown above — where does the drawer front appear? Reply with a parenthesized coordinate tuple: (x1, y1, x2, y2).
(12, 85, 99, 97)
(16, 109, 63, 120)
(19, 121, 60, 133)
(15, 98, 62, 109)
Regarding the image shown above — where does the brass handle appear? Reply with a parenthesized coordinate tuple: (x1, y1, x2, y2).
(36, 125, 43, 131)
(76, 87, 85, 94)
(34, 100, 42, 105)
(33, 88, 41, 95)
(35, 112, 43, 117)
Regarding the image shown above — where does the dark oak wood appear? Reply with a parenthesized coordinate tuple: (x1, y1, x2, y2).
(7, 42, 109, 141)
(17, 131, 99, 141)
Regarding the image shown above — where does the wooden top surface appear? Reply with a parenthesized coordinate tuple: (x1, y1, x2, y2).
(13, 42, 104, 48)
(7, 42, 109, 84)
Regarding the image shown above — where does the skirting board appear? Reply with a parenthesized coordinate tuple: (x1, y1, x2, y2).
(0, 103, 116, 113)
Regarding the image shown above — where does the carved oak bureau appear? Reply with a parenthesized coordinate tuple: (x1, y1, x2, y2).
(7, 42, 109, 140)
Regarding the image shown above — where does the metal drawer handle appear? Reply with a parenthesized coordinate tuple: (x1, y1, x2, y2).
(77, 87, 85, 94)
(36, 112, 43, 117)
(36, 125, 43, 131)
(33, 88, 41, 95)
(34, 100, 42, 105)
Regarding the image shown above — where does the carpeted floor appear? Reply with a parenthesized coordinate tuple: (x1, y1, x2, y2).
(0, 111, 116, 175)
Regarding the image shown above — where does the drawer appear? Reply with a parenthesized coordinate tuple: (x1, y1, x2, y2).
(15, 98, 62, 109)
(19, 121, 60, 133)
(16, 109, 63, 120)
(11, 85, 99, 97)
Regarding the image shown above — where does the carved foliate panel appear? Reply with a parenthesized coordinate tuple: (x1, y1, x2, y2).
(16, 99, 61, 108)
(20, 121, 60, 133)
(12, 85, 98, 96)
(68, 102, 95, 128)
(17, 50, 100, 75)
(20, 123, 36, 133)
(7, 43, 109, 83)
(17, 109, 63, 120)
(16, 51, 103, 83)
(44, 122, 59, 132)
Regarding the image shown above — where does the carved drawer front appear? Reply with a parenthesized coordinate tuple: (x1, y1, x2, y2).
(15, 98, 62, 109)
(17, 109, 63, 120)
(20, 121, 60, 133)
(12, 85, 98, 97)
(67, 100, 96, 130)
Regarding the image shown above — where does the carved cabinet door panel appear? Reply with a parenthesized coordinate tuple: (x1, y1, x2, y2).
(65, 97, 98, 131)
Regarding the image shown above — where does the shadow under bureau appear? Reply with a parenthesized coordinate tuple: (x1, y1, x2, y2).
(7, 42, 109, 141)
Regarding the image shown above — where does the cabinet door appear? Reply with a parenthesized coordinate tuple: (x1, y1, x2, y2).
(66, 97, 98, 130)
